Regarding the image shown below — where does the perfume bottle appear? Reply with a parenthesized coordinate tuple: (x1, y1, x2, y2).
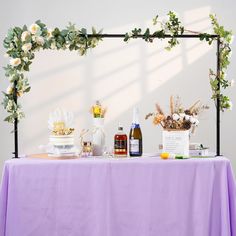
(92, 100, 102, 118)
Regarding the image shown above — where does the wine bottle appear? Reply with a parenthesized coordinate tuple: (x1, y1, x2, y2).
(129, 107, 143, 157)
(114, 124, 127, 157)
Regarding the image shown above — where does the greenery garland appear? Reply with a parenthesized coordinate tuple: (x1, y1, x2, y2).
(124, 11, 234, 112)
(2, 11, 234, 123)
(2, 21, 102, 123)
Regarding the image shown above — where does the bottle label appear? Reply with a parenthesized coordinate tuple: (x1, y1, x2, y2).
(114, 140, 127, 155)
(130, 139, 139, 153)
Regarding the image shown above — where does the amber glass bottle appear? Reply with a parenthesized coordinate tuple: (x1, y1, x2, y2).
(114, 124, 127, 157)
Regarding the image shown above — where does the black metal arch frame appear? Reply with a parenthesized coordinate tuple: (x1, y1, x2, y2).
(12, 33, 221, 158)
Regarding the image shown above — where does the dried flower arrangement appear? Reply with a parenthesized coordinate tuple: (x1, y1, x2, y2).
(90, 100, 107, 118)
(145, 96, 209, 133)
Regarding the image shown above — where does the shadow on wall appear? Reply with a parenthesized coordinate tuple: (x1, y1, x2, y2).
(15, 6, 221, 156)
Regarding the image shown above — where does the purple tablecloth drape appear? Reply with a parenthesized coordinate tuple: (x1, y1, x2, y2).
(0, 156, 236, 236)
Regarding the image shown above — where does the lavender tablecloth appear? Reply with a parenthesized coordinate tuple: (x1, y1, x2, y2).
(0, 156, 236, 236)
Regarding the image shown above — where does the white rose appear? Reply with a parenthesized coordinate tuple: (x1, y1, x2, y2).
(35, 36, 44, 45)
(21, 31, 31, 42)
(29, 23, 40, 35)
(6, 85, 14, 95)
(172, 113, 180, 121)
(22, 43, 32, 52)
(10, 58, 21, 67)
(47, 29, 53, 38)
(230, 80, 234, 87)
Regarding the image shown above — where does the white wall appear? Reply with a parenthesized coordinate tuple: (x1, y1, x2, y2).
(0, 0, 235, 174)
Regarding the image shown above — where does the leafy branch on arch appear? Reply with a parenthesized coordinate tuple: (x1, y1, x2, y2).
(2, 11, 234, 123)
(124, 11, 234, 111)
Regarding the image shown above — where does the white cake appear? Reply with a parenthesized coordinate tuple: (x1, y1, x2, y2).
(49, 135, 74, 147)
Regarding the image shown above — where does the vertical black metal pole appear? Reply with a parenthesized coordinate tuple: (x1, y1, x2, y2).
(216, 37, 221, 156)
(13, 80, 19, 158)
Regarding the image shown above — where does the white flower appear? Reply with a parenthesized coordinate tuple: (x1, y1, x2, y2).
(22, 43, 32, 52)
(230, 80, 234, 87)
(35, 36, 44, 45)
(6, 85, 13, 95)
(184, 115, 190, 121)
(47, 29, 53, 38)
(29, 23, 40, 35)
(228, 101, 233, 111)
(21, 31, 31, 42)
(10, 58, 21, 67)
(172, 113, 180, 121)
(190, 117, 199, 125)
(4, 53, 9, 58)
(179, 113, 185, 118)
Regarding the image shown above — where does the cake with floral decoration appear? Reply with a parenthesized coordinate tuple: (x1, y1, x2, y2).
(48, 109, 76, 155)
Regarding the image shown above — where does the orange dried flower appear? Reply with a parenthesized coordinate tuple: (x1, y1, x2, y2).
(153, 114, 165, 125)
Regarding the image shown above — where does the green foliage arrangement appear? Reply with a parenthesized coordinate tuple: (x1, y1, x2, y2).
(2, 11, 234, 123)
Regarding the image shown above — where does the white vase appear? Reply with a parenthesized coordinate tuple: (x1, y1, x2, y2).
(162, 129, 189, 156)
(92, 118, 105, 156)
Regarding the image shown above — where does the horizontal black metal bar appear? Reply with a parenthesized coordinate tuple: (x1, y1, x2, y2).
(86, 34, 219, 38)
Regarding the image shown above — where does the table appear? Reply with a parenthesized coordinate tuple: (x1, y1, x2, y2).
(0, 156, 236, 236)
